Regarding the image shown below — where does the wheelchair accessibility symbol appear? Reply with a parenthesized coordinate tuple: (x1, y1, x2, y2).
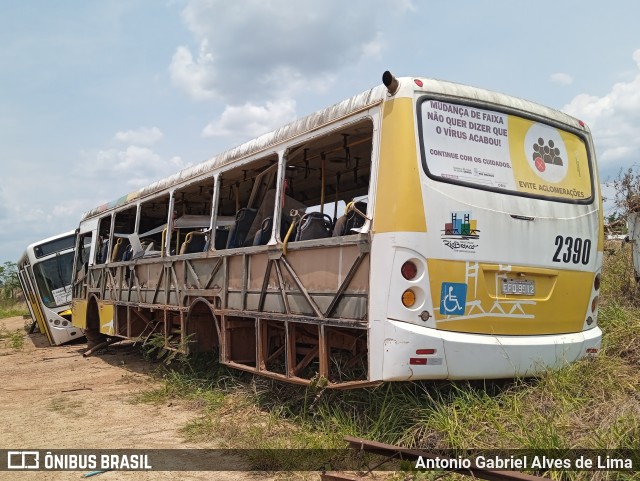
(440, 282, 467, 316)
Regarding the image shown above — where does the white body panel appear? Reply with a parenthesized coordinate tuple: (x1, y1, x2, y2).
(380, 319, 602, 380)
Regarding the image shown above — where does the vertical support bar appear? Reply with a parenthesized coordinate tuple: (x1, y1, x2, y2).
(126, 305, 131, 338)
(273, 260, 290, 314)
(272, 149, 287, 243)
(165, 190, 176, 257)
(164, 265, 170, 306)
(257, 319, 267, 371)
(107, 213, 115, 264)
(286, 322, 296, 378)
(221, 315, 229, 363)
(208, 174, 220, 251)
(258, 259, 273, 312)
(318, 324, 328, 379)
(241, 254, 249, 310)
(134, 202, 142, 235)
(222, 256, 228, 310)
(253, 317, 262, 371)
(180, 310, 186, 352)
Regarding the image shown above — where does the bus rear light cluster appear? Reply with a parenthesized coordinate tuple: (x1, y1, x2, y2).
(591, 296, 599, 313)
(401, 289, 416, 307)
(416, 349, 435, 355)
(401, 260, 418, 280)
(409, 358, 427, 365)
(594, 273, 601, 291)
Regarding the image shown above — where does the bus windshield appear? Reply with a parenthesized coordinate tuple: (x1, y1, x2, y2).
(33, 252, 74, 308)
(417, 97, 593, 203)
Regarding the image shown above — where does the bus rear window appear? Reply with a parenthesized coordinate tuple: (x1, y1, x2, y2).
(417, 98, 593, 203)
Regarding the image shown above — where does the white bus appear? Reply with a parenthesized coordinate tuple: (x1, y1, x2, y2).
(71, 72, 602, 386)
(18, 231, 84, 346)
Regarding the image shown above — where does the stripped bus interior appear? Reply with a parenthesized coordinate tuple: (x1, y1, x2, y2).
(74, 118, 375, 386)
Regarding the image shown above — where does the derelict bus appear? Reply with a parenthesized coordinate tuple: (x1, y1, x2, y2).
(70, 72, 602, 386)
(18, 230, 84, 346)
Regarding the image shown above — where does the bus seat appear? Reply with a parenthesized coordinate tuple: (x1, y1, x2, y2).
(295, 212, 333, 241)
(332, 215, 347, 237)
(333, 201, 367, 236)
(251, 215, 292, 246)
(111, 238, 124, 262)
(122, 244, 134, 261)
(226, 208, 257, 249)
(214, 228, 229, 250)
(98, 239, 109, 264)
(245, 190, 307, 245)
(252, 217, 273, 246)
(180, 232, 208, 254)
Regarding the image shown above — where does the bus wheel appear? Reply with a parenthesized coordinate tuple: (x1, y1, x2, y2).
(85, 328, 107, 349)
(85, 295, 107, 349)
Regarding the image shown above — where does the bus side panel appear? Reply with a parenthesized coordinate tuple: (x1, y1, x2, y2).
(97, 301, 115, 336)
(72, 299, 88, 329)
(374, 97, 427, 234)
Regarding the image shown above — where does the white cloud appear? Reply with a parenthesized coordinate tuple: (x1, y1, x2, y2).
(169, 42, 217, 101)
(77, 131, 188, 188)
(170, 0, 382, 103)
(171, 0, 408, 140)
(563, 49, 640, 169)
(202, 99, 297, 139)
(550, 72, 573, 86)
(114, 126, 164, 145)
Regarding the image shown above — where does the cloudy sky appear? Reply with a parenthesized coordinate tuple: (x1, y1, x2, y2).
(1, 0, 638, 263)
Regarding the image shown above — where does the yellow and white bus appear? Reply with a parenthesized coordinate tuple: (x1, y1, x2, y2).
(71, 72, 602, 386)
(18, 231, 85, 346)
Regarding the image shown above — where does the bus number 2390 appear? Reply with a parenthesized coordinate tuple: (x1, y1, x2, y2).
(552, 235, 591, 265)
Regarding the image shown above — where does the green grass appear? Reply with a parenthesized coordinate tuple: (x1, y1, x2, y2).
(0, 322, 25, 350)
(134, 242, 640, 479)
(0, 301, 29, 319)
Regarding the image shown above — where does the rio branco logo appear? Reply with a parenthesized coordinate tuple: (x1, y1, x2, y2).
(441, 211, 480, 253)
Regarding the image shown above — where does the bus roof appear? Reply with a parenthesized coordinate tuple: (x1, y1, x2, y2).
(81, 75, 587, 221)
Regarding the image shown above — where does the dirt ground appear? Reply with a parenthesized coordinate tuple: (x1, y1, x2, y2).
(0, 315, 275, 481)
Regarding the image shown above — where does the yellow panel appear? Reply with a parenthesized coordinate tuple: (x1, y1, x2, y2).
(29, 294, 52, 345)
(427, 259, 593, 335)
(596, 171, 604, 252)
(97, 301, 115, 335)
(72, 299, 88, 329)
(374, 97, 427, 233)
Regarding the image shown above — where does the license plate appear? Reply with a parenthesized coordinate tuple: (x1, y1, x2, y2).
(501, 278, 535, 296)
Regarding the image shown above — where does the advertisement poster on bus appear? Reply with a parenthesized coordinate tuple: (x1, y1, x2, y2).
(419, 100, 592, 202)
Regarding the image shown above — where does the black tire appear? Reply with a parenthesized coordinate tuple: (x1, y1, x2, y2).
(85, 328, 107, 350)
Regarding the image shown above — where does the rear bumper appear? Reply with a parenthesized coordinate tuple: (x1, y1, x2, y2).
(380, 319, 602, 381)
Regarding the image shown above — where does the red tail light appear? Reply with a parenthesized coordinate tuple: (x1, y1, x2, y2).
(401, 261, 418, 280)
(416, 349, 435, 355)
